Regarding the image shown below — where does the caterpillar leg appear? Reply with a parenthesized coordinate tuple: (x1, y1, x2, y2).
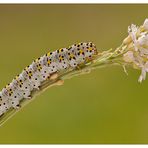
(76, 65, 81, 70)
(82, 69, 91, 74)
(11, 100, 21, 109)
(25, 96, 32, 99)
(55, 79, 64, 86)
(50, 73, 59, 80)
(49, 79, 64, 87)
(16, 104, 21, 109)
(36, 87, 40, 90)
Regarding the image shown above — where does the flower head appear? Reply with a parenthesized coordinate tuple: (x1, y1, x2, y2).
(123, 18, 148, 82)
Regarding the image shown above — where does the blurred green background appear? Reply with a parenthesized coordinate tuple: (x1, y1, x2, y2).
(0, 4, 148, 144)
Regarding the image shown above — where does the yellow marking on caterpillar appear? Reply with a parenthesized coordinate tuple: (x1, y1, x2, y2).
(47, 52, 52, 57)
(47, 59, 51, 65)
(79, 49, 84, 54)
(59, 55, 64, 61)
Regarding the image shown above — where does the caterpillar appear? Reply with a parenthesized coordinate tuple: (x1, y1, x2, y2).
(0, 42, 97, 117)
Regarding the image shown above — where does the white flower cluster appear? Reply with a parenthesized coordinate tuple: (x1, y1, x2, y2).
(123, 19, 148, 82)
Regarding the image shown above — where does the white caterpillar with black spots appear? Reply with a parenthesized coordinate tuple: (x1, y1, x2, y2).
(0, 42, 97, 116)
